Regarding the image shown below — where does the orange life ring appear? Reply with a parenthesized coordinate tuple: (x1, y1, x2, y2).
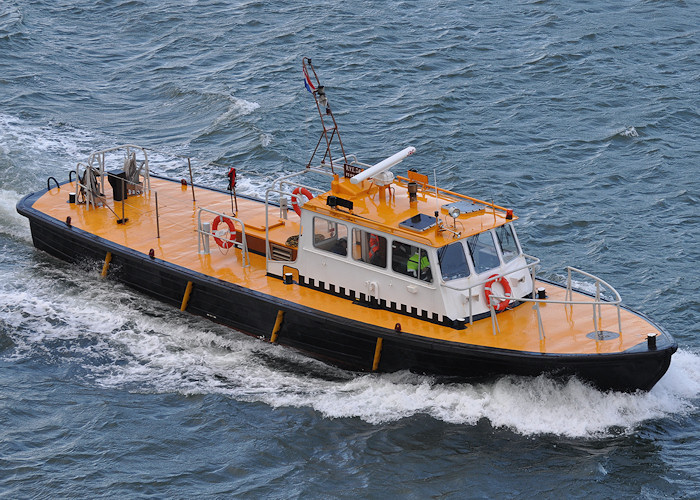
(212, 215, 236, 249)
(291, 187, 313, 216)
(484, 274, 512, 312)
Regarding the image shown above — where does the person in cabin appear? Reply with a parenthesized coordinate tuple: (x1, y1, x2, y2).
(407, 250, 431, 281)
(330, 237, 347, 256)
(368, 233, 384, 266)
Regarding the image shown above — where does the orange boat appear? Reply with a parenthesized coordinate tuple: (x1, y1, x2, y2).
(17, 59, 676, 391)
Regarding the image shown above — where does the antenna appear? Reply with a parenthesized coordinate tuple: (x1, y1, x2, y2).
(302, 57, 348, 174)
(350, 146, 416, 184)
(434, 168, 439, 214)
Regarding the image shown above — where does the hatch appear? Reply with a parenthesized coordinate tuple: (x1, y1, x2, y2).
(442, 200, 483, 215)
(399, 213, 437, 232)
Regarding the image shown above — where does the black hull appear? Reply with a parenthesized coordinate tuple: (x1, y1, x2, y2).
(17, 190, 677, 392)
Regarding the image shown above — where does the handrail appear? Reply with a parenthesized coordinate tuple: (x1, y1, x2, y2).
(196, 207, 250, 268)
(264, 167, 350, 273)
(272, 167, 435, 247)
(485, 265, 623, 340)
(75, 145, 151, 209)
(263, 183, 322, 272)
(565, 265, 621, 302)
(310, 204, 436, 247)
(439, 253, 539, 326)
(395, 175, 511, 214)
(439, 253, 622, 340)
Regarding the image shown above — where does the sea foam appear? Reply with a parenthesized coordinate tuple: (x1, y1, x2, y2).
(2, 263, 696, 439)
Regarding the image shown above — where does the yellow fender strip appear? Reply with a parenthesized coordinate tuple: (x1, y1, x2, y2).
(372, 337, 383, 371)
(101, 252, 112, 278)
(180, 281, 194, 311)
(270, 310, 284, 343)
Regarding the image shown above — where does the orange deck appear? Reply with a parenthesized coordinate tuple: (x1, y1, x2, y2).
(34, 178, 660, 355)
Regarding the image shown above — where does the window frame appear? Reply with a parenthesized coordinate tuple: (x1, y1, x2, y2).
(494, 223, 521, 264)
(391, 240, 433, 283)
(312, 216, 348, 257)
(437, 241, 471, 282)
(352, 228, 387, 269)
(466, 230, 501, 275)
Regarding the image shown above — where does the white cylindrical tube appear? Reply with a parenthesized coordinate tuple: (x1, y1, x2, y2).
(350, 146, 416, 184)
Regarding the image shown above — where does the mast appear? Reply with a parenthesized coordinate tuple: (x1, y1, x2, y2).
(302, 57, 348, 174)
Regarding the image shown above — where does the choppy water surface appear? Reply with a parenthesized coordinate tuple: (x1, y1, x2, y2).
(1, 0, 699, 497)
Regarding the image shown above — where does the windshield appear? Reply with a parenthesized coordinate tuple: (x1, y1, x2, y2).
(438, 241, 470, 281)
(466, 231, 500, 274)
(495, 224, 520, 263)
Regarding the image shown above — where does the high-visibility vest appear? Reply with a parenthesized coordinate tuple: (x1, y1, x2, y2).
(369, 234, 379, 260)
(407, 253, 429, 272)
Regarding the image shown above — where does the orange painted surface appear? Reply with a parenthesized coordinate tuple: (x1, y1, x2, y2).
(306, 174, 513, 247)
(34, 178, 659, 355)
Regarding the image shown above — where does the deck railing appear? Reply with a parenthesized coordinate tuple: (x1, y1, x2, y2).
(264, 168, 331, 273)
(196, 207, 250, 268)
(486, 259, 622, 340)
(440, 254, 622, 339)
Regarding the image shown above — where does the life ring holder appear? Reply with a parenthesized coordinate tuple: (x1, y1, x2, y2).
(484, 274, 512, 312)
(212, 215, 236, 249)
(291, 187, 313, 216)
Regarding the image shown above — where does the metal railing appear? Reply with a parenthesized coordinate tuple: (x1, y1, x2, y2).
(87, 144, 150, 191)
(263, 168, 330, 273)
(486, 263, 623, 340)
(196, 207, 250, 268)
(441, 254, 540, 325)
(440, 254, 622, 340)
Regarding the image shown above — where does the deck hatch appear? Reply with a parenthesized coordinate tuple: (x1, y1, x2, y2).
(586, 331, 620, 341)
(442, 200, 483, 215)
(399, 213, 436, 232)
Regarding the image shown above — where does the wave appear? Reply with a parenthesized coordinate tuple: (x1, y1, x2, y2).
(0, 189, 31, 242)
(1, 262, 696, 439)
(0, 114, 104, 194)
(0, 2, 23, 38)
(617, 126, 639, 138)
(0, 114, 99, 160)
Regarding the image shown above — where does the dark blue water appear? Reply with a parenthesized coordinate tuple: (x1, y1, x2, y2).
(2, 0, 699, 497)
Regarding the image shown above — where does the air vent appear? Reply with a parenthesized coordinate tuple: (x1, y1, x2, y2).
(270, 244, 293, 261)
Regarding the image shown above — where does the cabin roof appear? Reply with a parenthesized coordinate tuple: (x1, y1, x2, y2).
(303, 172, 516, 248)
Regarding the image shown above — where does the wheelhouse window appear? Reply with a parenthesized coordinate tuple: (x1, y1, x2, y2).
(353, 229, 387, 268)
(392, 241, 432, 283)
(438, 241, 470, 281)
(495, 224, 520, 263)
(466, 231, 500, 274)
(313, 217, 348, 256)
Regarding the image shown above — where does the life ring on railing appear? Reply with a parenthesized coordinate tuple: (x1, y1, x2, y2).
(291, 187, 313, 216)
(484, 274, 512, 312)
(212, 215, 236, 249)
